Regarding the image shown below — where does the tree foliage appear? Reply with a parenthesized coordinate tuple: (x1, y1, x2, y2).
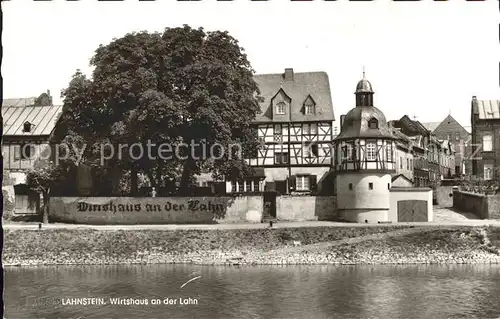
(54, 25, 261, 195)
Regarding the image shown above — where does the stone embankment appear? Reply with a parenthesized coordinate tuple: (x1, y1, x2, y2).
(4, 225, 500, 266)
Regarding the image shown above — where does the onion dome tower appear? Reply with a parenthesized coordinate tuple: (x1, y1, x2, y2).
(333, 70, 397, 223)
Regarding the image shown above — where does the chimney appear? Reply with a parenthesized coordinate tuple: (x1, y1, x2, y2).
(340, 115, 346, 130)
(284, 68, 294, 81)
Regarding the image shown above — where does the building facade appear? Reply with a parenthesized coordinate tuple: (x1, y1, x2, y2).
(422, 114, 470, 177)
(333, 73, 397, 222)
(471, 96, 500, 180)
(2, 91, 61, 213)
(227, 68, 335, 195)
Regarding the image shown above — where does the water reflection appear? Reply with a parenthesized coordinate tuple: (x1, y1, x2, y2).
(5, 264, 500, 319)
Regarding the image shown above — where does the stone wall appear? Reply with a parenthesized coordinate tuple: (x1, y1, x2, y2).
(49, 196, 264, 224)
(277, 196, 336, 221)
(48, 195, 338, 224)
(453, 190, 500, 219)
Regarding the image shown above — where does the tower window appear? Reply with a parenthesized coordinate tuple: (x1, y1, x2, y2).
(366, 142, 376, 161)
(388, 183, 390, 190)
(349, 183, 353, 190)
(369, 182, 373, 190)
(368, 118, 378, 129)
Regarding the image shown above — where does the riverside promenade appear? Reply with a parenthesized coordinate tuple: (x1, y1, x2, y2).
(4, 207, 498, 230)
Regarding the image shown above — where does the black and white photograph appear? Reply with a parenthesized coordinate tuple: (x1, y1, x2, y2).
(2, 0, 500, 318)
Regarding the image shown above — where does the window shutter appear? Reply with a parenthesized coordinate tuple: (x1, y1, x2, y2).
(309, 175, 317, 192)
(289, 176, 296, 191)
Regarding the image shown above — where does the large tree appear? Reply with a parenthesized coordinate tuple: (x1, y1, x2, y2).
(57, 25, 261, 195)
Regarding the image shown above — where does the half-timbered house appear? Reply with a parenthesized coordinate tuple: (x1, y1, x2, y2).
(2, 91, 62, 214)
(227, 68, 335, 195)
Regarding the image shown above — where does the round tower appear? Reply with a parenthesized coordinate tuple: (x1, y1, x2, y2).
(333, 71, 397, 223)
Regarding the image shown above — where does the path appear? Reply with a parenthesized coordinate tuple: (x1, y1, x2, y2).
(264, 226, 443, 256)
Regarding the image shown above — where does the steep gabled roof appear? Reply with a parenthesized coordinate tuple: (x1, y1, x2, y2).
(431, 114, 469, 136)
(420, 122, 441, 132)
(2, 105, 63, 136)
(253, 70, 334, 123)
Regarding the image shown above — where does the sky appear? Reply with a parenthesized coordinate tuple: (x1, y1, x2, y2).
(3, 0, 499, 132)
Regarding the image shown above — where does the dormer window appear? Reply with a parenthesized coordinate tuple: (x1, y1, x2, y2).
(276, 102, 286, 115)
(303, 95, 316, 115)
(23, 121, 32, 132)
(305, 103, 314, 115)
(368, 118, 378, 129)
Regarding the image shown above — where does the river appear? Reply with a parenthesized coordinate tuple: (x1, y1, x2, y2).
(4, 264, 500, 319)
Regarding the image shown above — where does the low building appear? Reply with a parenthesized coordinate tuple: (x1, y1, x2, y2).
(471, 96, 500, 180)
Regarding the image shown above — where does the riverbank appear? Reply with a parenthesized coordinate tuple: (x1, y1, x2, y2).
(4, 225, 500, 266)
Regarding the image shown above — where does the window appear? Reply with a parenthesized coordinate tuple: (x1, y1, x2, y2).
(237, 182, 244, 192)
(366, 142, 376, 161)
(387, 183, 390, 190)
(407, 158, 409, 170)
(410, 159, 413, 168)
(368, 118, 378, 129)
(302, 125, 310, 135)
(19, 144, 33, 160)
(305, 103, 314, 115)
(349, 183, 353, 190)
(199, 181, 208, 187)
(455, 132, 460, 141)
(448, 133, 452, 141)
(252, 181, 259, 192)
(23, 121, 32, 132)
(296, 175, 310, 191)
(231, 181, 237, 192)
(311, 144, 319, 157)
(342, 144, 353, 161)
(483, 134, 493, 152)
(274, 152, 288, 164)
(310, 124, 317, 135)
(276, 102, 286, 115)
(385, 144, 393, 162)
(369, 182, 373, 190)
(244, 180, 251, 192)
(274, 126, 283, 142)
(399, 157, 403, 169)
(484, 164, 494, 180)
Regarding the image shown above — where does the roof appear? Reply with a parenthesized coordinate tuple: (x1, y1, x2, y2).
(2, 105, 63, 136)
(395, 115, 430, 136)
(355, 78, 373, 94)
(473, 99, 500, 120)
(2, 98, 37, 107)
(253, 70, 335, 123)
(335, 106, 396, 141)
(420, 122, 441, 132)
(391, 174, 413, 184)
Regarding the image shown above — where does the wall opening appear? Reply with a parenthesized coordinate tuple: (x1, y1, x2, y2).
(349, 183, 353, 190)
(369, 182, 373, 190)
